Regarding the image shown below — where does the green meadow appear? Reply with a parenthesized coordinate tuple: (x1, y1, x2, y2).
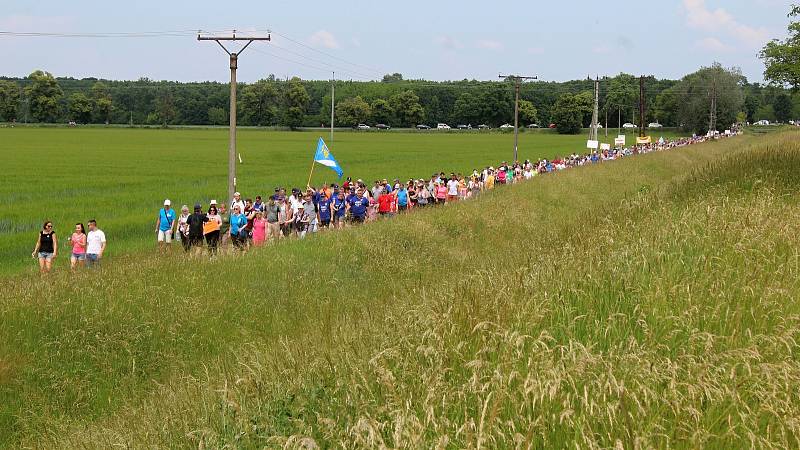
(2, 128, 799, 448)
(0, 126, 679, 276)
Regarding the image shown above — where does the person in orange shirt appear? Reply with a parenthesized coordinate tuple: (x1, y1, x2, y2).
(203, 205, 222, 255)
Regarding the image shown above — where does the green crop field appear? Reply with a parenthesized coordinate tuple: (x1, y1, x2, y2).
(2, 128, 799, 448)
(0, 126, 680, 276)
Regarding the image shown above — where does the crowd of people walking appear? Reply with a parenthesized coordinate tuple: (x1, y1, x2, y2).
(32, 133, 730, 273)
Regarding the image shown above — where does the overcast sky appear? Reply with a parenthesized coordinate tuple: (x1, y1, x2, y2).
(0, 0, 794, 83)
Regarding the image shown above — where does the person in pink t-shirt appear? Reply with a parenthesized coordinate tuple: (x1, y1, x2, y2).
(435, 182, 448, 205)
(68, 222, 87, 270)
(252, 211, 267, 246)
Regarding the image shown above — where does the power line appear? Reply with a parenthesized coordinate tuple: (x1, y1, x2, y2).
(0, 29, 224, 38)
(268, 29, 387, 77)
(268, 41, 378, 80)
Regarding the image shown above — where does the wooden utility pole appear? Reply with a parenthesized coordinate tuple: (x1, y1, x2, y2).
(198, 30, 271, 203)
(638, 75, 646, 138)
(499, 74, 537, 163)
(589, 76, 600, 142)
(708, 74, 717, 136)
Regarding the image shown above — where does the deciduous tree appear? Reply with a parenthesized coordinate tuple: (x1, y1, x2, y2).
(551, 93, 588, 134)
(760, 5, 800, 90)
(519, 100, 538, 125)
(370, 98, 392, 125)
(389, 90, 424, 127)
(282, 77, 310, 129)
(68, 92, 92, 124)
(24, 70, 63, 123)
(90, 81, 113, 123)
(0, 80, 20, 121)
(335, 96, 371, 127)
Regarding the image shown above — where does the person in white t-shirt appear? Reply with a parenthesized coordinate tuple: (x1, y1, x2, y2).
(230, 192, 245, 215)
(446, 176, 459, 202)
(86, 219, 107, 268)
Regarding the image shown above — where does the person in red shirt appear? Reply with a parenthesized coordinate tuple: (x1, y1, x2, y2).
(378, 191, 394, 217)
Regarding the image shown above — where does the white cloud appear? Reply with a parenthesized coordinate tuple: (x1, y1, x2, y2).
(308, 30, 340, 49)
(695, 37, 734, 52)
(527, 47, 545, 55)
(351, 37, 362, 48)
(434, 35, 463, 50)
(476, 39, 504, 51)
(682, 0, 769, 47)
(592, 45, 611, 54)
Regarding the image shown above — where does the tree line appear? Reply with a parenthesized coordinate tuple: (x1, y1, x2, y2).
(0, 66, 797, 135)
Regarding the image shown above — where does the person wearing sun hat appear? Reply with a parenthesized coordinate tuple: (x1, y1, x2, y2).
(156, 199, 176, 253)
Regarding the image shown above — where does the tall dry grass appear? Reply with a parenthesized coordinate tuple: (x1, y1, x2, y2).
(2, 130, 800, 448)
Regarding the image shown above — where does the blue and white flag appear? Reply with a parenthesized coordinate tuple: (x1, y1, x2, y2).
(314, 138, 343, 178)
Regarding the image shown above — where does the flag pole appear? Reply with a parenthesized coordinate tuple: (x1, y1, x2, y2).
(307, 156, 316, 189)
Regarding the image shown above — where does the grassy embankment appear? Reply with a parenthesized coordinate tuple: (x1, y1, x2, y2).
(2, 129, 799, 448)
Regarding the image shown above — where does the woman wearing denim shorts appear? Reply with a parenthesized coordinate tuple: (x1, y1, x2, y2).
(32, 221, 58, 274)
(68, 223, 87, 270)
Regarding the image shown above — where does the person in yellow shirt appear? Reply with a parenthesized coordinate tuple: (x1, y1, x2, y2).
(485, 169, 496, 190)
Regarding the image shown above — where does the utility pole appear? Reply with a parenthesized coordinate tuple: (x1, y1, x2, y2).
(331, 72, 335, 147)
(198, 30, 271, 203)
(589, 76, 599, 142)
(499, 74, 537, 163)
(638, 75, 646, 138)
(708, 74, 717, 137)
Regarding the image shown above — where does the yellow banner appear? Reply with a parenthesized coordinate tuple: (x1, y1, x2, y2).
(636, 136, 652, 144)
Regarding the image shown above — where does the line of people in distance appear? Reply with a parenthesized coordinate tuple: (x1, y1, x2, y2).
(31, 133, 730, 274)
(154, 134, 725, 256)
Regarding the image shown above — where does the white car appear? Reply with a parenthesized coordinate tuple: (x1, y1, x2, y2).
(437, 123, 451, 130)
(499, 123, 514, 129)
(755, 119, 770, 126)
(622, 123, 637, 129)
(355, 123, 370, 130)
(648, 122, 663, 128)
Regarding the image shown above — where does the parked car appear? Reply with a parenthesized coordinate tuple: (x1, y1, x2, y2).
(548, 123, 557, 129)
(755, 119, 770, 126)
(457, 124, 472, 130)
(622, 123, 637, 129)
(477, 124, 490, 130)
(416, 124, 431, 130)
(375, 123, 391, 130)
(526, 123, 540, 128)
(355, 123, 370, 130)
(437, 123, 451, 130)
(499, 123, 514, 130)
(648, 122, 663, 128)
